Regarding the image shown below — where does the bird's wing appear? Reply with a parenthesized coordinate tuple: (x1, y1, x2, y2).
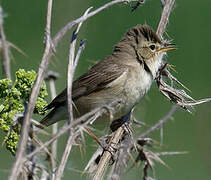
(45, 57, 127, 110)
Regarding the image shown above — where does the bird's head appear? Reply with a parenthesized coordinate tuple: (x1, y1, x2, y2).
(117, 24, 176, 77)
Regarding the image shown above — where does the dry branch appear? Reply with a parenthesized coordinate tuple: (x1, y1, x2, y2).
(8, 0, 54, 179)
(137, 105, 177, 139)
(45, 71, 60, 174)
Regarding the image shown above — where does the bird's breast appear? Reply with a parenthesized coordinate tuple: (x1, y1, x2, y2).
(123, 64, 153, 109)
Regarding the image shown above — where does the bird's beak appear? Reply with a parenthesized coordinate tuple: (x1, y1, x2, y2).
(156, 43, 176, 53)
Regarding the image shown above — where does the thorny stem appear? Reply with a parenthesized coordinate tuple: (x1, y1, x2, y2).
(137, 105, 177, 139)
(93, 127, 125, 180)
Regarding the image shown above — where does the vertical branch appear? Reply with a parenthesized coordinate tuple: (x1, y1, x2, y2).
(156, 0, 176, 37)
(44, 71, 60, 175)
(54, 130, 79, 180)
(50, 81, 58, 176)
(67, 7, 92, 124)
(0, 6, 11, 79)
(50, 79, 58, 173)
(93, 127, 125, 180)
(55, 8, 89, 179)
(9, 0, 54, 179)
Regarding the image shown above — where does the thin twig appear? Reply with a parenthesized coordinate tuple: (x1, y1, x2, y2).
(8, 0, 54, 179)
(54, 130, 80, 180)
(156, 151, 188, 156)
(50, 84, 57, 176)
(0, 5, 11, 79)
(54, 42, 86, 179)
(45, 71, 59, 175)
(137, 105, 177, 139)
(53, 0, 137, 46)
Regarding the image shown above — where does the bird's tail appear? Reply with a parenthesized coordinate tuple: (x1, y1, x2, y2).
(39, 105, 67, 128)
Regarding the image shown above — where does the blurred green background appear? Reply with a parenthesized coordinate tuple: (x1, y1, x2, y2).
(0, 0, 211, 179)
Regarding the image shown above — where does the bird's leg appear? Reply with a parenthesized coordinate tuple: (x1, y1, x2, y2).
(84, 127, 117, 162)
(110, 110, 132, 132)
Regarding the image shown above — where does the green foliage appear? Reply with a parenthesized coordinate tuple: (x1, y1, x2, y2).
(0, 69, 48, 155)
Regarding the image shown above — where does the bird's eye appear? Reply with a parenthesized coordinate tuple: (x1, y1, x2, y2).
(149, 45, 155, 51)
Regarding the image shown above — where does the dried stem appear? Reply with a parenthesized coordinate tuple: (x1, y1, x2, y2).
(50, 81, 57, 174)
(8, 0, 54, 179)
(54, 130, 80, 180)
(156, 0, 176, 37)
(55, 8, 89, 179)
(67, 7, 91, 125)
(93, 127, 125, 180)
(108, 133, 131, 180)
(137, 105, 177, 139)
(0, 5, 11, 79)
(45, 71, 59, 174)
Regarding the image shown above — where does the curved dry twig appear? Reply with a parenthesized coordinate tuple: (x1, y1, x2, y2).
(137, 105, 177, 139)
(53, 0, 137, 46)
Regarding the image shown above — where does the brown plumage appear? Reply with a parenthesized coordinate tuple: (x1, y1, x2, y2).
(40, 25, 174, 127)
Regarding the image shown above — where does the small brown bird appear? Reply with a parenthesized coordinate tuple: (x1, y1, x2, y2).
(40, 24, 175, 129)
